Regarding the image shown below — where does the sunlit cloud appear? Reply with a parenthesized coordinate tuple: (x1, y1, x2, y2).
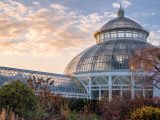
(148, 31, 160, 46)
(0, 0, 116, 57)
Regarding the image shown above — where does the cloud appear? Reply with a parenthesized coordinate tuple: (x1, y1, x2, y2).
(0, 1, 114, 57)
(50, 4, 67, 10)
(112, 2, 120, 8)
(112, 0, 132, 8)
(32, 1, 41, 6)
(148, 31, 160, 46)
(122, 0, 131, 8)
(0, 41, 15, 47)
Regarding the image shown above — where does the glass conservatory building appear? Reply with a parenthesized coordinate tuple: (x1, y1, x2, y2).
(0, 7, 157, 100)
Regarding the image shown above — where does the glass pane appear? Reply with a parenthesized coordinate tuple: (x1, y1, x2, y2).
(111, 31, 117, 38)
(125, 31, 132, 37)
(105, 32, 110, 39)
(118, 31, 124, 37)
(138, 33, 143, 38)
(133, 32, 138, 38)
(100, 33, 104, 41)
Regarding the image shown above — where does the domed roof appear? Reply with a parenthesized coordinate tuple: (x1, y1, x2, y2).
(65, 40, 147, 75)
(100, 17, 144, 32)
(96, 6, 146, 33)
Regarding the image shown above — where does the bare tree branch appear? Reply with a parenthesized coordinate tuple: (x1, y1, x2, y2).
(130, 44, 160, 89)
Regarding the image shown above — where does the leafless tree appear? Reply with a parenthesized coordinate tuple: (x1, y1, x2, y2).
(130, 44, 160, 89)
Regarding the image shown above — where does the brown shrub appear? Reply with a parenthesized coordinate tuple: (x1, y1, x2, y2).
(100, 98, 160, 120)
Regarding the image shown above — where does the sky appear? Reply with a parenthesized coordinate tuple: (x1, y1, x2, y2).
(0, 0, 160, 74)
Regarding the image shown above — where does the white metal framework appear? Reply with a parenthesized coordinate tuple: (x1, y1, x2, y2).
(76, 71, 153, 100)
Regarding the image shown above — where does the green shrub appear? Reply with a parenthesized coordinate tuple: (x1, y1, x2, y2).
(129, 106, 160, 120)
(0, 81, 38, 119)
(0, 81, 37, 113)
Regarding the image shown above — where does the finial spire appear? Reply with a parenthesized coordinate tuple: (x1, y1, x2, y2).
(120, 4, 122, 9)
(117, 4, 125, 17)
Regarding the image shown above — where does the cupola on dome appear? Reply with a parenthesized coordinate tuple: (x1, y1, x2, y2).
(98, 6, 145, 32)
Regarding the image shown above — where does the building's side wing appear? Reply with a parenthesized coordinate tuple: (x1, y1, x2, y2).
(0, 66, 89, 99)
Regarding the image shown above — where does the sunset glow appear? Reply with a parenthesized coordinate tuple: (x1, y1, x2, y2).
(0, 0, 159, 73)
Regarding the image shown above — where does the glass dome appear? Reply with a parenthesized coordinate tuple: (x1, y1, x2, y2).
(65, 6, 149, 75)
(65, 40, 148, 74)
